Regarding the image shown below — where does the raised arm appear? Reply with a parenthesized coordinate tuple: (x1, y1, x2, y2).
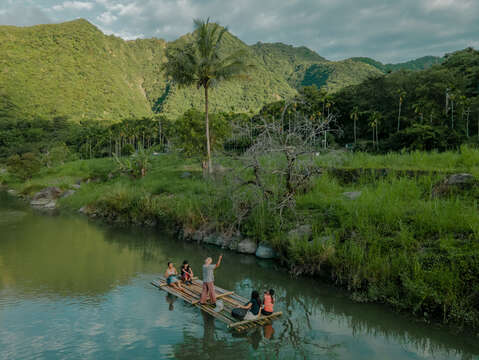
(215, 254, 223, 269)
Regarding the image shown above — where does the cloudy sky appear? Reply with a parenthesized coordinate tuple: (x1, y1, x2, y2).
(0, 0, 478, 63)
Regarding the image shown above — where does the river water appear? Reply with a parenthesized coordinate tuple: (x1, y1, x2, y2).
(0, 192, 478, 360)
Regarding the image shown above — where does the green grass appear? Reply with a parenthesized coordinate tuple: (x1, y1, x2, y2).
(316, 145, 479, 176)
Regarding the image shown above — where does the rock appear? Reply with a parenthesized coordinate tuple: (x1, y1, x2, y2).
(255, 243, 277, 259)
(192, 231, 205, 242)
(71, 184, 81, 190)
(61, 190, 76, 198)
(237, 239, 257, 254)
(203, 234, 225, 246)
(343, 191, 362, 200)
(79, 206, 90, 215)
(30, 198, 57, 210)
(288, 224, 312, 241)
(180, 172, 191, 179)
(445, 173, 475, 186)
(226, 236, 242, 251)
(32, 187, 62, 201)
(7, 189, 17, 196)
(317, 235, 334, 244)
(432, 173, 477, 197)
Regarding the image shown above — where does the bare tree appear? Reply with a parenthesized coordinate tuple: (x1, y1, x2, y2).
(227, 99, 340, 227)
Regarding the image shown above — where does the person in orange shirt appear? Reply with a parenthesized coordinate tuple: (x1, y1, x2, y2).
(261, 289, 275, 315)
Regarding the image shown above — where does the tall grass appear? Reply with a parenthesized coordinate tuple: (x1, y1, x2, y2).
(316, 145, 479, 176)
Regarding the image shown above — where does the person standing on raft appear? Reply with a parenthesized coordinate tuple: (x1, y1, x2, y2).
(200, 254, 223, 306)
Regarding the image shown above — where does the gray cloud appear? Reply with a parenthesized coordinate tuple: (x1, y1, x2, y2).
(0, 0, 477, 62)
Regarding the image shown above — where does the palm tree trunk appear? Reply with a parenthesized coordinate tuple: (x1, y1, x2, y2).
(354, 117, 357, 144)
(451, 101, 454, 129)
(205, 85, 212, 174)
(397, 101, 401, 132)
(466, 108, 470, 137)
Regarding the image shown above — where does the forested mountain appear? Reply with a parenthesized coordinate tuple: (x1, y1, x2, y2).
(351, 55, 443, 73)
(251, 42, 382, 91)
(331, 48, 479, 150)
(1, 19, 383, 121)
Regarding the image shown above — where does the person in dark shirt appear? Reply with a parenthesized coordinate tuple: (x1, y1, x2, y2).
(239, 290, 262, 320)
(181, 260, 194, 285)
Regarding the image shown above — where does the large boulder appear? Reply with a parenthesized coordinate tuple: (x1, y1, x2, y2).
(255, 243, 277, 259)
(192, 231, 205, 242)
(288, 224, 312, 241)
(342, 191, 362, 200)
(32, 187, 62, 201)
(432, 173, 476, 197)
(7, 189, 17, 196)
(30, 198, 57, 211)
(237, 239, 257, 254)
(225, 235, 242, 251)
(203, 234, 225, 247)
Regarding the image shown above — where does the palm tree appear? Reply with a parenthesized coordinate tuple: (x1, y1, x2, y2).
(449, 92, 456, 129)
(163, 18, 252, 173)
(397, 90, 406, 132)
(370, 111, 381, 150)
(350, 106, 359, 144)
(413, 102, 424, 123)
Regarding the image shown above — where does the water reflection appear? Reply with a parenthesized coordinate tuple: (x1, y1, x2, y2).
(0, 193, 478, 359)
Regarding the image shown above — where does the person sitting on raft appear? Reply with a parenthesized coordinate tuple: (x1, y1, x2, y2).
(164, 262, 182, 290)
(181, 260, 194, 285)
(238, 290, 262, 320)
(262, 289, 275, 315)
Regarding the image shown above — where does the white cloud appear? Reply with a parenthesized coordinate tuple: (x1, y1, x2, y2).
(422, 0, 473, 11)
(1, 0, 479, 62)
(96, 11, 117, 24)
(52, 1, 95, 12)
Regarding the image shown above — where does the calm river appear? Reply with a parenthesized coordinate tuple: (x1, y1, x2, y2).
(0, 192, 478, 359)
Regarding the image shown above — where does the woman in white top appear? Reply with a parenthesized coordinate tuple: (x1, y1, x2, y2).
(164, 262, 182, 290)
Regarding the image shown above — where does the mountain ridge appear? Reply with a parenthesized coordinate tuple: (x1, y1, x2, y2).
(0, 19, 445, 121)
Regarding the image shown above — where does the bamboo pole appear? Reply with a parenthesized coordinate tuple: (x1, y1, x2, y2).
(191, 291, 235, 305)
(228, 312, 283, 329)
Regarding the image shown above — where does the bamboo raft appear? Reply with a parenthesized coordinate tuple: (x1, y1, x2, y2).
(151, 277, 282, 332)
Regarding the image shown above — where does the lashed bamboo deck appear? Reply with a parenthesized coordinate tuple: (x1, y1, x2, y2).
(151, 276, 282, 332)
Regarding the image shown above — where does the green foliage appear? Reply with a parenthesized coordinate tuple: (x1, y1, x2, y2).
(42, 143, 71, 167)
(1, 19, 396, 122)
(329, 48, 479, 151)
(6, 152, 41, 180)
(351, 55, 444, 73)
(114, 147, 151, 178)
(173, 109, 230, 156)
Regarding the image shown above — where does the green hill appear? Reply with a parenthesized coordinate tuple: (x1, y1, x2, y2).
(0, 19, 432, 121)
(251, 42, 383, 91)
(350, 55, 443, 73)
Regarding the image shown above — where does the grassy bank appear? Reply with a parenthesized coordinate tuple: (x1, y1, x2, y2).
(1, 149, 479, 329)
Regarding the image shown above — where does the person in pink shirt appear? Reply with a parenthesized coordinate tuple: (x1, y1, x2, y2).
(262, 289, 275, 315)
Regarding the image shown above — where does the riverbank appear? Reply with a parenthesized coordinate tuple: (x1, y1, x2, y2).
(2, 148, 479, 330)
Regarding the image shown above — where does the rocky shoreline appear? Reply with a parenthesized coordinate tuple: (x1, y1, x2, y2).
(2, 184, 282, 261)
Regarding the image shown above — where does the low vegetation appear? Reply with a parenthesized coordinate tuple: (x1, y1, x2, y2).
(2, 147, 479, 329)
